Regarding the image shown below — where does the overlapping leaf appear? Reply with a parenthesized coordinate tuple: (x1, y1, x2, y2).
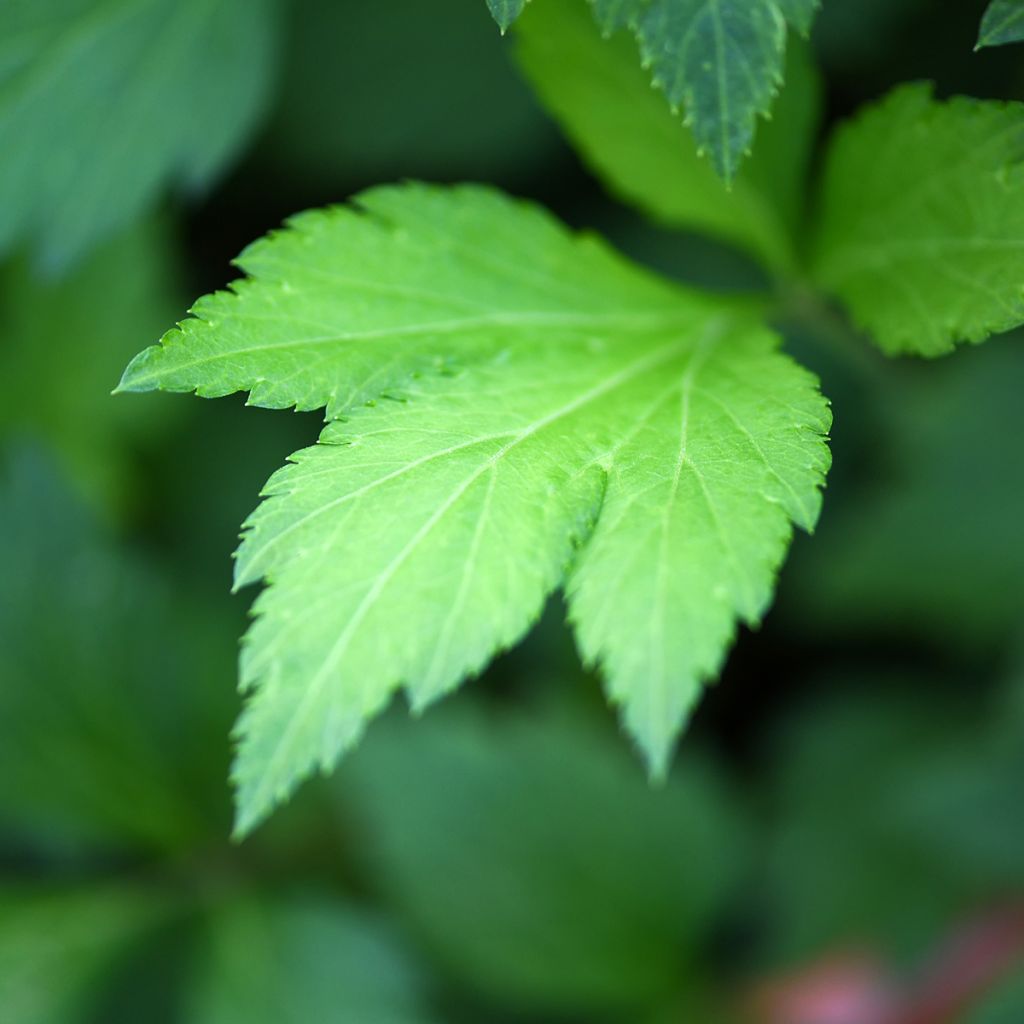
(0, 0, 278, 269)
(120, 183, 830, 832)
(813, 84, 1024, 356)
(514, 0, 821, 274)
(488, 0, 822, 180)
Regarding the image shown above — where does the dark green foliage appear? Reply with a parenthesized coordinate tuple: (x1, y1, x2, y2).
(2, 1, 1023, 1021)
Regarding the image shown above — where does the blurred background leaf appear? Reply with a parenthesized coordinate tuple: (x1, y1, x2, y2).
(186, 894, 438, 1024)
(756, 671, 1024, 966)
(1, 1, 1022, 1021)
(340, 695, 747, 1016)
(0, 219, 183, 516)
(785, 334, 1024, 651)
(0, 884, 172, 1024)
(0, 0, 280, 271)
(0, 447, 237, 855)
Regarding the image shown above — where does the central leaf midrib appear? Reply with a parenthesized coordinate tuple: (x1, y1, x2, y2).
(123, 308, 702, 392)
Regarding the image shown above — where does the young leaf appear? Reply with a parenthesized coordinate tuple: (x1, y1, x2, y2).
(812, 84, 1024, 356)
(0, 0, 278, 270)
(119, 183, 831, 833)
(514, 0, 822, 274)
(977, 0, 1024, 49)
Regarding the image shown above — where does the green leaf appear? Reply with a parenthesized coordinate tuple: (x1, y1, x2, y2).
(632, 0, 787, 181)
(0, 0, 279, 270)
(789, 337, 1024, 647)
(514, 0, 822, 273)
(0, 219, 181, 513)
(977, 0, 1024, 49)
(343, 700, 746, 1012)
(187, 896, 436, 1024)
(487, 0, 529, 31)
(119, 183, 831, 833)
(812, 83, 1024, 356)
(500, 0, 819, 180)
(0, 885, 167, 1024)
(0, 448, 236, 851)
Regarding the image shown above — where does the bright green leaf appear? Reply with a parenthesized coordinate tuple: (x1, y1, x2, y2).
(515, 0, 822, 273)
(187, 896, 436, 1024)
(119, 183, 830, 833)
(0, 0, 278, 270)
(812, 83, 1024, 356)
(977, 0, 1024, 49)
(343, 700, 746, 1012)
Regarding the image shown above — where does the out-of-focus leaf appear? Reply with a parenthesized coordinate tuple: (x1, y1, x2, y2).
(0, 0, 279, 270)
(0, 219, 181, 514)
(515, 0, 822, 274)
(761, 679, 1024, 964)
(0, 448, 236, 852)
(0, 884, 167, 1024)
(186, 895, 436, 1024)
(341, 698, 747, 1013)
(964, 962, 1024, 1023)
(790, 338, 1024, 647)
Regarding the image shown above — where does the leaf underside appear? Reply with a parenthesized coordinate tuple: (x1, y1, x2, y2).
(813, 83, 1024, 356)
(120, 184, 831, 834)
(488, 0, 821, 180)
(0, 0, 277, 270)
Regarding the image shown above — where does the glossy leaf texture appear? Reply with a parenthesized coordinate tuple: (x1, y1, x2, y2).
(120, 183, 831, 833)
